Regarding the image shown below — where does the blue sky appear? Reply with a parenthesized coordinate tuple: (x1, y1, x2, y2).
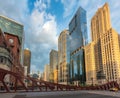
(0, 0, 120, 73)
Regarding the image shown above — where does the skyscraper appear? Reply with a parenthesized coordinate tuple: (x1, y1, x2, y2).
(23, 48, 31, 75)
(91, 3, 120, 84)
(69, 7, 88, 85)
(44, 64, 50, 81)
(58, 30, 70, 84)
(84, 42, 97, 85)
(49, 49, 58, 82)
(91, 3, 111, 83)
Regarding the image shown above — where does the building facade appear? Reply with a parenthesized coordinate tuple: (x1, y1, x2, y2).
(0, 29, 12, 87)
(23, 49, 31, 75)
(69, 7, 88, 85)
(49, 49, 58, 82)
(0, 15, 24, 74)
(4, 32, 24, 76)
(53, 68, 58, 83)
(101, 28, 120, 83)
(84, 42, 97, 85)
(58, 30, 69, 84)
(91, 3, 120, 84)
(44, 64, 50, 81)
(0, 15, 24, 64)
(0, 16, 24, 86)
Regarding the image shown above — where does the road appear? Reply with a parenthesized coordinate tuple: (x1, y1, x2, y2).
(1, 91, 120, 98)
(13, 93, 119, 98)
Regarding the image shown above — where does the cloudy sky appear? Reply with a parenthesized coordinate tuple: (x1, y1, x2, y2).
(0, 0, 120, 73)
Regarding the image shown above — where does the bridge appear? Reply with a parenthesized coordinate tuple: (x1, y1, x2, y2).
(0, 68, 119, 93)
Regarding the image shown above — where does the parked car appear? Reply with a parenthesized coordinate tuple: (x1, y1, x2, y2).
(109, 87, 118, 92)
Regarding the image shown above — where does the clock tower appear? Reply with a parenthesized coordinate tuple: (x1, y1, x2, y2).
(4, 33, 24, 74)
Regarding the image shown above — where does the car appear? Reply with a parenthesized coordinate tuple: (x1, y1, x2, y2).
(109, 87, 118, 92)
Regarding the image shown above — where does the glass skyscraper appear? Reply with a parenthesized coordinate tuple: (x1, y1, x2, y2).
(68, 7, 88, 85)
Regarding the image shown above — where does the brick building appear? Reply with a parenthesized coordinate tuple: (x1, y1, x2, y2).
(0, 29, 12, 88)
(0, 15, 24, 87)
(4, 33, 24, 75)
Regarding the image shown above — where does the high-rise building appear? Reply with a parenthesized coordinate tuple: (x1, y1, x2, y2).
(23, 48, 31, 75)
(84, 42, 97, 85)
(0, 15, 24, 64)
(91, 3, 120, 84)
(49, 49, 58, 82)
(69, 7, 88, 85)
(44, 64, 50, 81)
(91, 3, 111, 83)
(0, 16, 24, 78)
(101, 28, 120, 83)
(53, 68, 58, 83)
(0, 16, 24, 86)
(58, 30, 70, 84)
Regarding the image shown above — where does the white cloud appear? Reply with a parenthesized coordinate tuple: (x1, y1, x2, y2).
(61, 0, 92, 18)
(0, 0, 58, 73)
(25, 0, 58, 72)
(61, 0, 78, 17)
(0, 0, 28, 23)
(34, 0, 51, 11)
(29, 9, 58, 46)
(30, 9, 45, 31)
(55, 0, 59, 2)
(34, 0, 47, 11)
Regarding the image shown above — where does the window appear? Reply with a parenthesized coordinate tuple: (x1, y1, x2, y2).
(0, 57, 4, 63)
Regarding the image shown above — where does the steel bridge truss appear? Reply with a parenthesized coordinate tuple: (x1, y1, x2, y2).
(0, 68, 119, 93)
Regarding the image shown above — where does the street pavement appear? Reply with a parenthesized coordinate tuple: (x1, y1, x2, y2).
(0, 90, 120, 98)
